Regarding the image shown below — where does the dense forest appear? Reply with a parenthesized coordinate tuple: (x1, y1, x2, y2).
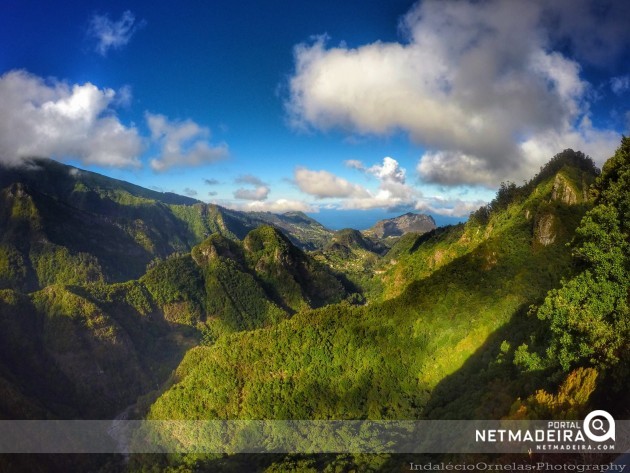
(0, 141, 628, 472)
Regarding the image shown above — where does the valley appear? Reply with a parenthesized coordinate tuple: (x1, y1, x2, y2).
(0, 144, 628, 472)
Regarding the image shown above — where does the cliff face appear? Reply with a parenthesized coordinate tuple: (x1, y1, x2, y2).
(551, 174, 578, 205)
(532, 167, 593, 247)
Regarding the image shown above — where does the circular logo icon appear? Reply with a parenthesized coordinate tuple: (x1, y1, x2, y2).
(583, 410, 615, 442)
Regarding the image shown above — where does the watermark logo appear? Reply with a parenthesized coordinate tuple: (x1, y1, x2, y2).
(474, 409, 617, 452)
(583, 410, 615, 443)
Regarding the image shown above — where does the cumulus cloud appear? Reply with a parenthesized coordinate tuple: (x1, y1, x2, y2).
(88, 10, 145, 56)
(183, 188, 198, 197)
(365, 157, 406, 183)
(364, 157, 416, 205)
(110, 85, 133, 109)
(296, 157, 420, 211)
(204, 178, 220, 185)
(232, 174, 270, 201)
(208, 191, 218, 196)
(286, 0, 626, 187)
(0, 70, 142, 167)
(294, 168, 370, 198)
(294, 156, 486, 214)
(344, 157, 419, 210)
(147, 113, 228, 171)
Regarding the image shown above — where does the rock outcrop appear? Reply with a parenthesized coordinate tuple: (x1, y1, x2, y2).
(551, 174, 578, 205)
(534, 213, 557, 246)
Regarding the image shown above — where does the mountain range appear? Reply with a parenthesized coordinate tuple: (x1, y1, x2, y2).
(0, 143, 628, 472)
(0, 158, 435, 295)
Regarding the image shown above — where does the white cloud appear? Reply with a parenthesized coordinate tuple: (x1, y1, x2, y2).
(296, 157, 419, 211)
(232, 174, 270, 201)
(286, 0, 625, 187)
(294, 167, 369, 199)
(344, 159, 364, 170)
(0, 70, 142, 167)
(234, 186, 270, 200)
(0, 71, 231, 172)
(227, 199, 316, 213)
(366, 156, 406, 184)
(611, 76, 630, 95)
(346, 157, 418, 209)
(88, 10, 145, 56)
(147, 113, 228, 171)
(294, 157, 486, 215)
(183, 188, 198, 197)
(114, 85, 133, 107)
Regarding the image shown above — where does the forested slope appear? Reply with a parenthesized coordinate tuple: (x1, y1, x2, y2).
(148, 149, 603, 424)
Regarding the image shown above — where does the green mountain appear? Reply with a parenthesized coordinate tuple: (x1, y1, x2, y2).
(0, 158, 334, 293)
(147, 149, 603, 423)
(245, 211, 334, 251)
(1, 145, 628, 472)
(242, 225, 348, 312)
(312, 228, 388, 299)
(135, 144, 630, 471)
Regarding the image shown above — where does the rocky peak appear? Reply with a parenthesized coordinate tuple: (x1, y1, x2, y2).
(367, 212, 436, 238)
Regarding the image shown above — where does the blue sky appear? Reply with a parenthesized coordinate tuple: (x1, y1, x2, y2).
(1, 0, 629, 229)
